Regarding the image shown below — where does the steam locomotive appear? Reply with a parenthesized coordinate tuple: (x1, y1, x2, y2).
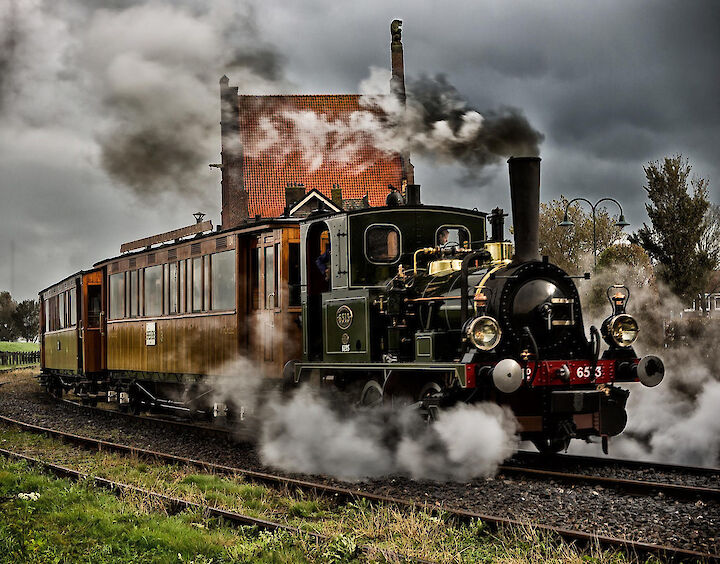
(38, 157, 664, 453)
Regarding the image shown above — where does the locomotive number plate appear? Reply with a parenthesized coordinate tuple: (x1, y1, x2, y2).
(575, 365, 603, 379)
(524, 359, 616, 386)
(336, 305, 353, 330)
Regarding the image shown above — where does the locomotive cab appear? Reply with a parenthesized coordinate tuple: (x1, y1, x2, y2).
(299, 205, 488, 364)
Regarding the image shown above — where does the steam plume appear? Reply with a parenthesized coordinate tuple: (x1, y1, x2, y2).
(78, 1, 286, 201)
(260, 389, 519, 482)
(246, 67, 544, 184)
(576, 258, 720, 467)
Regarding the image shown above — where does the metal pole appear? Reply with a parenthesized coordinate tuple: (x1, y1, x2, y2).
(592, 205, 597, 267)
(561, 197, 627, 269)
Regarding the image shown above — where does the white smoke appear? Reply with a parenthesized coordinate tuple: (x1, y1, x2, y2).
(244, 66, 543, 183)
(260, 388, 519, 482)
(210, 354, 518, 482)
(572, 256, 720, 467)
(1, 0, 289, 204)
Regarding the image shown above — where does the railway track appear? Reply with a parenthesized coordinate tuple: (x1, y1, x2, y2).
(55, 397, 236, 440)
(55, 397, 720, 502)
(0, 446, 432, 564)
(0, 414, 715, 562)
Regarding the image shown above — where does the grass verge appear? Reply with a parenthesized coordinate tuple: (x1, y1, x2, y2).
(0, 425, 651, 563)
(0, 342, 40, 353)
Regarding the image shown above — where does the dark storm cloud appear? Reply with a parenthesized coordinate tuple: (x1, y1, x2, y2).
(79, 2, 287, 201)
(0, 1, 21, 113)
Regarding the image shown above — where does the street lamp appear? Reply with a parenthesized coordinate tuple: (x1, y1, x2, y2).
(559, 197, 630, 266)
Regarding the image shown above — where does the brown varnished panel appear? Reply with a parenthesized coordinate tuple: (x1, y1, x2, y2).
(107, 314, 239, 375)
(43, 329, 80, 372)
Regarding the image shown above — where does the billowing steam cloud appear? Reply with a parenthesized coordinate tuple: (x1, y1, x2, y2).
(78, 1, 287, 200)
(246, 67, 544, 182)
(0, 0, 288, 203)
(260, 389, 518, 482)
(210, 357, 519, 482)
(575, 258, 720, 467)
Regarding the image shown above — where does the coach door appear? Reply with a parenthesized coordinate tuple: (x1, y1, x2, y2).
(248, 233, 279, 374)
(82, 270, 106, 374)
(247, 228, 302, 378)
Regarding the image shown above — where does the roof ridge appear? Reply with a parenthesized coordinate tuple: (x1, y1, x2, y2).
(237, 93, 362, 98)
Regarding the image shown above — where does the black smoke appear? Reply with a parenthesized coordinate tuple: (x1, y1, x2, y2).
(406, 74, 544, 174)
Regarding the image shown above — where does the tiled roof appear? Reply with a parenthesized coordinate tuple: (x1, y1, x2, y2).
(237, 95, 405, 218)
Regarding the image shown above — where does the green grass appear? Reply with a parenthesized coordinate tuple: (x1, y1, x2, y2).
(0, 421, 658, 563)
(0, 342, 39, 353)
(0, 458, 323, 564)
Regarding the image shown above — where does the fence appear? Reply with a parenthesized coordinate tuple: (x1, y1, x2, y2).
(0, 351, 40, 367)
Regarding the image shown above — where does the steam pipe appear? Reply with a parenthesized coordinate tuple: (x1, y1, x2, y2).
(460, 250, 491, 327)
(508, 157, 541, 263)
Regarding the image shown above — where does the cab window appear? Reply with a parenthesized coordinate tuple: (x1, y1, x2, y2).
(436, 225, 470, 247)
(365, 225, 401, 263)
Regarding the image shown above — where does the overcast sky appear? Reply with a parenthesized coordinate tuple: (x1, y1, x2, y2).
(1, 0, 718, 300)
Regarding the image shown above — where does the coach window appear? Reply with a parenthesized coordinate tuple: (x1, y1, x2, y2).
(59, 292, 65, 329)
(203, 255, 211, 311)
(109, 273, 125, 319)
(69, 287, 77, 326)
(168, 262, 178, 314)
(365, 225, 401, 263)
(192, 257, 203, 312)
(264, 245, 275, 309)
(130, 270, 139, 317)
(144, 265, 163, 317)
(179, 260, 187, 313)
(44, 300, 49, 333)
(211, 250, 235, 311)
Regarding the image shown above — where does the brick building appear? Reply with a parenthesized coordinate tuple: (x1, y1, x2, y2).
(218, 20, 413, 229)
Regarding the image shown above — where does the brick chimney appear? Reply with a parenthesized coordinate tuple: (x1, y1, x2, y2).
(219, 75, 249, 228)
(390, 20, 414, 184)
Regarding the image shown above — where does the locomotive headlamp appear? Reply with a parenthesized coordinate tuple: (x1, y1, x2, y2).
(607, 284, 630, 315)
(467, 316, 501, 351)
(607, 314, 639, 347)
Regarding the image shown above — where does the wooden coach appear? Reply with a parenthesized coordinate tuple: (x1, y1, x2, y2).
(39, 218, 303, 399)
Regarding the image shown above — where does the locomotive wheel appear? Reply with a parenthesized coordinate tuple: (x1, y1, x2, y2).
(418, 381, 442, 400)
(358, 379, 383, 408)
(532, 437, 567, 455)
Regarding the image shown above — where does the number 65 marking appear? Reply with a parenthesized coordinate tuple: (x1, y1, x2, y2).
(576, 366, 602, 379)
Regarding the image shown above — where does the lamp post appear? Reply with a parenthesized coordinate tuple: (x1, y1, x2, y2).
(559, 197, 630, 266)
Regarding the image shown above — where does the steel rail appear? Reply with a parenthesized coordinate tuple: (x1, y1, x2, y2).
(55, 398, 720, 500)
(514, 449, 720, 476)
(0, 446, 435, 564)
(56, 397, 234, 441)
(496, 463, 720, 501)
(0, 415, 715, 562)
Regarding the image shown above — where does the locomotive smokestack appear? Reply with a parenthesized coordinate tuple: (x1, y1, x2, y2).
(508, 156, 541, 263)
